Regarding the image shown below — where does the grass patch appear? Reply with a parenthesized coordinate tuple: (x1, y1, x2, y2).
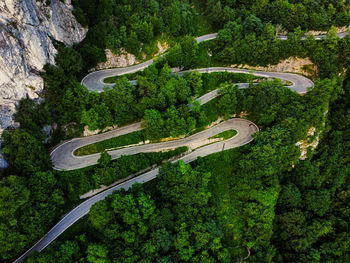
(104, 72, 140, 83)
(27, 85, 36, 90)
(74, 130, 144, 156)
(209, 129, 237, 140)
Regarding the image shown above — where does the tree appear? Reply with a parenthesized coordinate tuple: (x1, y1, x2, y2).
(278, 183, 302, 209)
(133, 21, 153, 43)
(242, 15, 264, 36)
(262, 22, 276, 40)
(89, 190, 158, 262)
(174, 75, 191, 104)
(86, 244, 110, 263)
(217, 83, 238, 117)
(57, 240, 81, 262)
(163, 4, 181, 36)
(78, 43, 106, 70)
(206, 0, 224, 28)
(0, 176, 30, 261)
(72, 6, 88, 27)
(186, 71, 203, 95)
(179, 36, 198, 69)
(98, 151, 112, 168)
(305, 190, 331, 217)
(150, 14, 164, 36)
(58, 82, 89, 124)
(89, 200, 114, 232)
(2, 129, 52, 175)
(96, 0, 114, 22)
(102, 78, 137, 124)
(14, 99, 52, 141)
(144, 109, 165, 139)
(75, 0, 98, 26)
(126, 31, 141, 56)
(56, 47, 83, 75)
(81, 107, 100, 131)
(156, 161, 230, 262)
(165, 44, 183, 68)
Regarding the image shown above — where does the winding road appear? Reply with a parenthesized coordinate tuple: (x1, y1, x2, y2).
(81, 32, 347, 92)
(16, 117, 258, 263)
(52, 66, 313, 171)
(14, 31, 348, 262)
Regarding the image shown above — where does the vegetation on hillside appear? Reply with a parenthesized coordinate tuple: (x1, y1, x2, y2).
(0, 1, 349, 262)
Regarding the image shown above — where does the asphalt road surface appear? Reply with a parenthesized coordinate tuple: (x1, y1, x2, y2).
(52, 117, 257, 170)
(15, 30, 348, 262)
(81, 31, 347, 92)
(52, 67, 312, 171)
(81, 33, 220, 92)
(15, 119, 258, 263)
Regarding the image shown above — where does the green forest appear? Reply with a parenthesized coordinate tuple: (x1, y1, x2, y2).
(1, 0, 350, 262)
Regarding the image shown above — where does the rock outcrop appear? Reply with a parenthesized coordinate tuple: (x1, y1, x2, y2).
(0, 0, 87, 134)
(234, 57, 318, 79)
(94, 48, 139, 70)
(94, 41, 169, 70)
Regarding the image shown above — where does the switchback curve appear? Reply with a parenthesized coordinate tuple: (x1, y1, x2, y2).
(14, 30, 347, 262)
(81, 31, 347, 92)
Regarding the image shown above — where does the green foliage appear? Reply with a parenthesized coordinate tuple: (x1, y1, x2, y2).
(80, 102, 113, 131)
(4, 2, 350, 261)
(2, 129, 52, 176)
(206, 0, 349, 31)
(55, 47, 83, 76)
(273, 77, 350, 261)
(33, 161, 231, 262)
(144, 105, 196, 140)
(217, 83, 239, 117)
(0, 176, 30, 260)
(165, 44, 183, 68)
(165, 35, 198, 69)
(86, 244, 110, 263)
(77, 43, 107, 70)
(69, 0, 212, 73)
(0, 172, 64, 262)
(144, 109, 165, 139)
(242, 15, 264, 36)
(214, 23, 349, 78)
(125, 31, 141, 56)
(14, 99, 52, 141)
(60, 147, 188, 200)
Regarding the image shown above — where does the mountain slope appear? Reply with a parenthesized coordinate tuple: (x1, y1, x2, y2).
(0, 0, 86, 134)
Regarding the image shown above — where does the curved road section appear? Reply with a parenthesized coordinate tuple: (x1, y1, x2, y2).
(15, 30, 348, 262)
(15, 119, 258, 263)
(52, 118, 256, 170)
(82, 66, 314, 94)
(81, 31, 347, 92)
(53, 69, 313, 171)
(81, 34, 219, 92)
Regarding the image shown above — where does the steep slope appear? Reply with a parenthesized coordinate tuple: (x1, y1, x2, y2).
(0, 0, 86, 134)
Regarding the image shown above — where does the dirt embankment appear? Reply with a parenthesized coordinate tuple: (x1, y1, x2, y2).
(94, 41, 169, 70)
(238, 26, 349, 78)
(234, 56, 318, 79)
(296, 127, 320, 160)
(278, 26, 348, 36)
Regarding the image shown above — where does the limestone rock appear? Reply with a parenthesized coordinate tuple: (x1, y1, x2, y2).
(94, 48, 139, 70)
(0, 0, 87, 135)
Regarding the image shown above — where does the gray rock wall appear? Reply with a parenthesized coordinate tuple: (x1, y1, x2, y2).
(0, 0, 87, 134)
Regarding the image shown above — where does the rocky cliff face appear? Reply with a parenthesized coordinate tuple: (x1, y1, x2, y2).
(0, 0, 87, 134)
